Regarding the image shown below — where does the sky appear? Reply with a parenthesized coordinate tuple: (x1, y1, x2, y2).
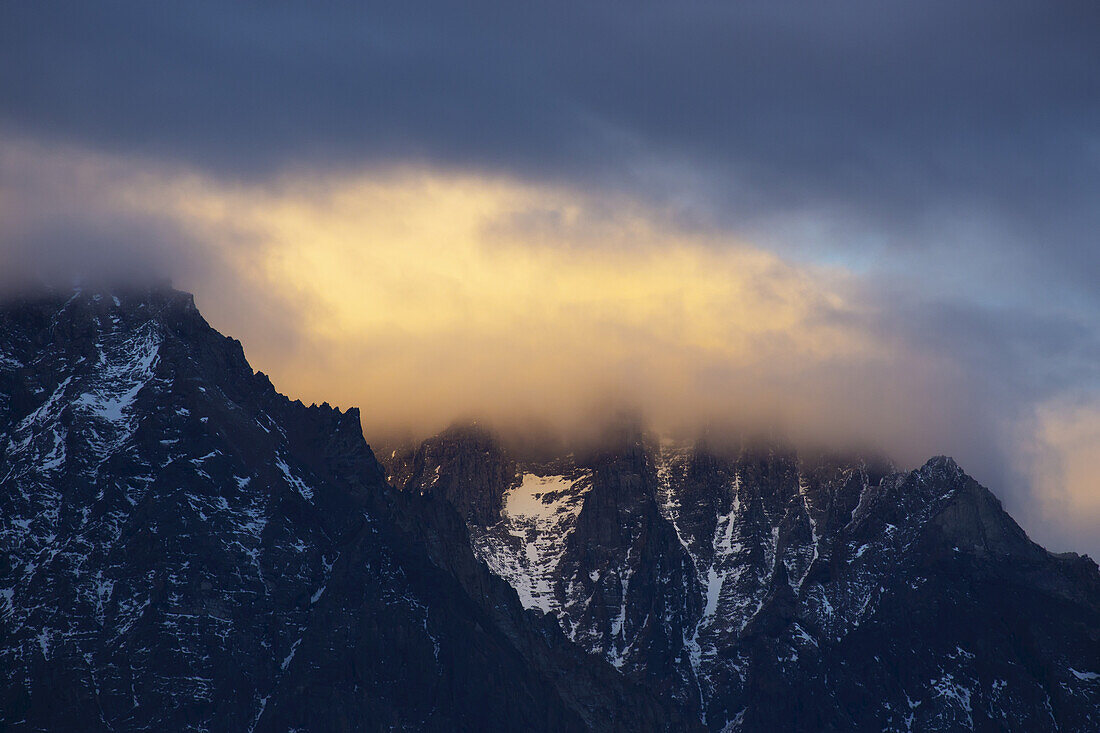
(1, 1, 1098, 556)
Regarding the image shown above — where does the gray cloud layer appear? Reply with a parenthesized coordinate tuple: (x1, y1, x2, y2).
(3, 3, 1098, 229)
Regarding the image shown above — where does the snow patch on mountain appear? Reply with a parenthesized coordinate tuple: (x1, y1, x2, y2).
(471, 471, 592, 613)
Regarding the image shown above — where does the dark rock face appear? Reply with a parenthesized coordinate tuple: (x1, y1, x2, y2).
(552, 434, 703, 712)
(386, 424, 517, 526)
(387, 430, 1100, 731)
(0, 289, 688, 732)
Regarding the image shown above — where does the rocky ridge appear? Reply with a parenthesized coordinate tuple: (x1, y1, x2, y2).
(386, 424, 1100, 731)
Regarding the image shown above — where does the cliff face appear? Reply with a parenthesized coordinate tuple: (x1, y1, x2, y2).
(386, 423, 518, 526)
(388, 428, 1100, 731)
(0, 289, 688, 732)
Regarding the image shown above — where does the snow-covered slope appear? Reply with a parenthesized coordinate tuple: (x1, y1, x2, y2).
(472, 471, 592, 612)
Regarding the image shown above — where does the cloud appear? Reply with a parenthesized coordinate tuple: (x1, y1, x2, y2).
(5, 136, 1098, 557)
(0, 138, 308, 353)
(2, 1, 1098, 299)
(1022, 395, 1100, 558)
(1, 1, 1098, 555)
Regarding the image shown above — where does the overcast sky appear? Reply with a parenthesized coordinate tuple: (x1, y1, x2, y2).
(2, 1, 1098, 556)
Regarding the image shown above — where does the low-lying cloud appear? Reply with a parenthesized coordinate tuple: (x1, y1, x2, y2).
(3, 136, 1097, 557)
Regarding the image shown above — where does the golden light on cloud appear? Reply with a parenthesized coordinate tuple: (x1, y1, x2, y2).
(5, 135, 1098, 553)
(0, 137, 989, 459)
(1029, 397, 1100, 532)
(106, 164, 893, 440)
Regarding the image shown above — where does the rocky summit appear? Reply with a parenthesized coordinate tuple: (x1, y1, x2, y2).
(1, 287, 1098, 732)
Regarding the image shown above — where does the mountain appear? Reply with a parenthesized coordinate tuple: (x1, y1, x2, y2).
(2, 286, 1097, 732)
(385, 424, 1100, 731)
(0, 288, 690, 732)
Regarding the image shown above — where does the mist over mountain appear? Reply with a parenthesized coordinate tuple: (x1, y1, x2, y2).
(1, 286, 1096, 731)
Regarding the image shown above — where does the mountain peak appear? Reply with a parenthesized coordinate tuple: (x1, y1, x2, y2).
(920, 454, 963, 477)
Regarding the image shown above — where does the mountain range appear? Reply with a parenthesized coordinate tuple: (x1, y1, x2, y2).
(1, 287, 1097, 731)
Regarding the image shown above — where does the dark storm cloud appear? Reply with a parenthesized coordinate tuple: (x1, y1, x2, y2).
(3, 1, 1099, 283)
